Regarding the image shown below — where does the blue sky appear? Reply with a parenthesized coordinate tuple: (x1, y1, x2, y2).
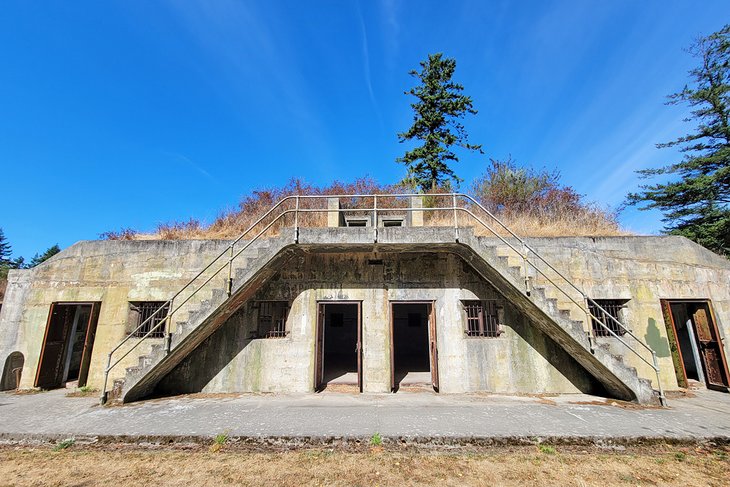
(1, 1, 728, 259)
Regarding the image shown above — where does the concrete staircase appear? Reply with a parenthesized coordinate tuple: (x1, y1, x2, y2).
(456, 232, 657, 404)
(111, 236, 296, 403)
(109, 225, 659, 405)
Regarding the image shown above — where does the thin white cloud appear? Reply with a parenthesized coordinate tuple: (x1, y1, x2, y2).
(163, 151, 218, 183)
(356, 2, 384, 128)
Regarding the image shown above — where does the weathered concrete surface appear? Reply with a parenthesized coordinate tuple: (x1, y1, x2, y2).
(0, 240, 236, 391)
(0, 388, 728, 442)
(157, 249, 600, 397)
(514, 236, 730, 390)
(2, 227, 729, 405)
(121, 237, 296, 402)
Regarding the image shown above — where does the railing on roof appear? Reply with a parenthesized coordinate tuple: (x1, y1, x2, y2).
(101, 193, 665, 406)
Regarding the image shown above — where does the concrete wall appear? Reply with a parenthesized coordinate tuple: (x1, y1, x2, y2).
(157, 252, 600, 395)
(1, 233, 728, 396)
(0, 240, 234, 391)
(516, 236, 730, 390)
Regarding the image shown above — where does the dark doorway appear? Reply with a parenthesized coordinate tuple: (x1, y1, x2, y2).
(390, 302, 438, 392)
(662, 300, 729, 392)
(35, 302, 101, 389)
(1, 352, 24, 390)
(315, 302, 361, 391)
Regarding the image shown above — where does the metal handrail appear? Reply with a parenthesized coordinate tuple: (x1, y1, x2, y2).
(101, 197, 297, 401)
(101, 192, 665, 405)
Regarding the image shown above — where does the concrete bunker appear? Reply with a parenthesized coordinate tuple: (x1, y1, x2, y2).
(147, 250, 609, 399)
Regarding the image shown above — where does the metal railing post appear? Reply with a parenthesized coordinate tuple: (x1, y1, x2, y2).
(522, 243, 530, 296)
(652, 351, 667, 406)
(452, 193, 459, 242)
(226, 245, 234, 297)
(294, 195, 300, 243)
(584, 295, 596, 351)
(101, 352, 112, 404)
(373, 194, 378, 243)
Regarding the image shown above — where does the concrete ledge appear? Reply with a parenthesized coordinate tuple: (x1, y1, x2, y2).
(1, 433, 729, 450)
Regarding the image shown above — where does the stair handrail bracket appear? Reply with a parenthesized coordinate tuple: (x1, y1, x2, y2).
(101, 193, 665, 407)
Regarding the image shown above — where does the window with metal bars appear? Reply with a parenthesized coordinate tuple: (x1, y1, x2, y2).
(257, 301, 289, 338)
(588, 299, 629, 337)
(129, 301, 169, 338)
(462, 300, 501, 337)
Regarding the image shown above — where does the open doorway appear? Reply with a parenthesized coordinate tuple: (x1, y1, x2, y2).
(662, 300, 729, 392)
(390, 302, 438, 392)
(35, 302, 101, 389)
(315, 302, 361, 392)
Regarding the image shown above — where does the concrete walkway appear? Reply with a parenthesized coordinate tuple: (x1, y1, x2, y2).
(1, 388, 729, 444)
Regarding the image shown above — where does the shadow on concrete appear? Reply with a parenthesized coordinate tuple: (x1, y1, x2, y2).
(645, 317, 671, 358)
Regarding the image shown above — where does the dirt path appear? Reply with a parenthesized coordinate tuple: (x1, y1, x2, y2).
(0, 444, 728, 486)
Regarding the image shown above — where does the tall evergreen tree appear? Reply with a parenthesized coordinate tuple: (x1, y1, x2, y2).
(397, 53, 482, 192)
(29, 244, 61, 267)
(627, 25, 730, 256)
(0, 228, 12, 268)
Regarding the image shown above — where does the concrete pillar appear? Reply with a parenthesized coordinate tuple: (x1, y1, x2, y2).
(410, 195, 424, 227)
(327, 198, 343, 227)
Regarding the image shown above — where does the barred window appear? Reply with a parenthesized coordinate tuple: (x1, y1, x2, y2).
(257, 301, 289, 338)
(462, 300, 501, 337)
(129, 301, 169, 338)
(588, 299, 629, 337)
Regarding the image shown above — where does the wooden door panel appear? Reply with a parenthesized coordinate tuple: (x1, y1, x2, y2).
(661, 300, 688, 388)
(77, 302, 101, 387)
(357, 302, 362, 392)
(428, 304, 439, 392)
(35, 304, 74, 389)
(389, 303, 395, 392)
(315, 305, 324, 391)
(692, 305, 729, 390)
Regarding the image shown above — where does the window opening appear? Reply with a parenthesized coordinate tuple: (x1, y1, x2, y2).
(257, 301, 289, 338)
(588, 299, 628, 337)
(130, 302, 169, 338)
(462, 300, 501, 337)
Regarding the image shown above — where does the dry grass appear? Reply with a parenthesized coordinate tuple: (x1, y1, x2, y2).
(0, 445, 727, 486)
(99, 176, 628, 241)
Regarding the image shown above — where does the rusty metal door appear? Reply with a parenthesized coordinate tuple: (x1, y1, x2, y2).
(661, 299, 689, 388)
(35, 304, 74, 389)
(77, 302, 101, 388)
(389, 303, 395, 392)
(315, 304, 325, 391)
(692, 304, 730, 391)
(356, 302, 362, 392)
(428, 304, 439, 392)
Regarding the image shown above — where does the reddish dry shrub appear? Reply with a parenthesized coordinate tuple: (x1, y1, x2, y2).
(98, 228, 138, 240)
(470, 157, 623, 235)
(99, 170, 626, 240)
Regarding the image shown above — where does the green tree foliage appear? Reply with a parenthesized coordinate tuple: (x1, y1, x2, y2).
(0, 228, 12, 279)
(0, 229, 61, 279)
(627, 25, 730, 256)
(397, 53, 482, 192)
(473, 157, 581, 216)
(0, 228, 11, 268)
(471, 157, 617, 226)
(29, 244, 61, 267)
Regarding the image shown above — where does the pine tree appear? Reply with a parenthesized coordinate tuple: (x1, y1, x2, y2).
(0, 228, 12, 268)
(29, 244, 61, 267)
(627, 25, 730, 256)
(397, 53, 482, 192)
